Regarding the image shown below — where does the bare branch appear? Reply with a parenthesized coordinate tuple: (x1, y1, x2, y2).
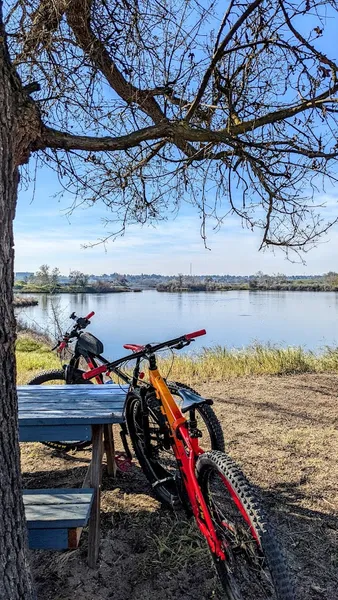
(186, 0, 264, 122)
(39, 123, 171, 152)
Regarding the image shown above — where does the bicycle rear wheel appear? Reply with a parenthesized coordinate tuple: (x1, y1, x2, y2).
(27, 369, 92, 451)
(196, 451, 295, 600)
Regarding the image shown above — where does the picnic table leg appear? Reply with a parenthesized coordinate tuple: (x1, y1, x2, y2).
(87, 424, 103, 568)
(82, 463, 92, 490)
(103, 424, 117, 477)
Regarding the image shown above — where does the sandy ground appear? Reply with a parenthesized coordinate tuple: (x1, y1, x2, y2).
(21, 373, 338, 600)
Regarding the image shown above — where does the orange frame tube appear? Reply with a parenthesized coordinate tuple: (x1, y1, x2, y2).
(148, 367, 225, 559)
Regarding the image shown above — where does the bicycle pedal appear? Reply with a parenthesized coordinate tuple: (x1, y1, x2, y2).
(115, 452, 132, 473)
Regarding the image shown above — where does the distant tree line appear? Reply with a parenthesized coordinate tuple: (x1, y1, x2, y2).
(14, 268, 338, 293)
(157, 272, 338, 292)
(14, 266, 131, 293)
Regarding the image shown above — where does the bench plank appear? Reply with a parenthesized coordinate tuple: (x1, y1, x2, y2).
(23, 489, 94, 504)
(24, 489, 94, 529)
(27, 528, 69, 550)
(20, 413, 124, 423)
(19, 424, 92, 442)
(25, 504, 91, 528)
(18, 384, 129, 401)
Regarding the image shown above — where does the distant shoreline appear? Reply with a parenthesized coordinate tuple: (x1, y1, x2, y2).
(157, 285, 338, 292)
(15, 286, 338, 294)
(14, 288, 142, 294)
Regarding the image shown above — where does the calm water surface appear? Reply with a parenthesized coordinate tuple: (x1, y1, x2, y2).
(16, 290, 338, 357)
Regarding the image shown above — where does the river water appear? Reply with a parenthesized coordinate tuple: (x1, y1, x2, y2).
(15, 290, 338, 358)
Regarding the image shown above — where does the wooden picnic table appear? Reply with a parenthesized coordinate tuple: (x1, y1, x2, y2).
(18, 384, 129, 567)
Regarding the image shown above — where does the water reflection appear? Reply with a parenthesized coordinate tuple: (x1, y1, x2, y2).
(15, 290, 338, 357)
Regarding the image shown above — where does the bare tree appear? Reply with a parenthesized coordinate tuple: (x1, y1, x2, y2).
(1, 1, 338, 597)
(69, 269, 89, 289)
(34, 264, 51, 285)
(5, 0, 338, 251)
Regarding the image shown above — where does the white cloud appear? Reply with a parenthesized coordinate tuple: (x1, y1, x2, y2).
(14, 211, 338, 275)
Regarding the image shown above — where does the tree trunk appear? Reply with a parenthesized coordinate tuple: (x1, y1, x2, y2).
(0, 9, 35, 600)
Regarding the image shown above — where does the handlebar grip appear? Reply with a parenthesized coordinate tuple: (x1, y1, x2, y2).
(84, 311, 95, 320)
(185, 329, 206, 340)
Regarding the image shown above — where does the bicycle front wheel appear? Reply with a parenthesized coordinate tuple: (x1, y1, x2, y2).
(27, 369, 93, 451)
(196, 451, 295, 600)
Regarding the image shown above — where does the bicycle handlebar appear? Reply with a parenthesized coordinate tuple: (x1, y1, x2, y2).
(84, 311, 95, 320)
(82, 328, 206, 380)
(53, 311, 95, 352)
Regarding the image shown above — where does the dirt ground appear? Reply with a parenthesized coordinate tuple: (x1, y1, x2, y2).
(21, 373, 338, 600)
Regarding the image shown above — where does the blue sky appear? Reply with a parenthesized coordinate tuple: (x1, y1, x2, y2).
(13, 4, 338, 277)
(14, 167, 338, 276)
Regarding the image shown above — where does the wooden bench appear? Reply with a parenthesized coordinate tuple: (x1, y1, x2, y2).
(24, 488, 94, 550)
(18, 384, 129, 566)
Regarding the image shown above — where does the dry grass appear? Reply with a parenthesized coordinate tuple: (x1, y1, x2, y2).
(159, 344, 338, 384)
(16, 332, 338, 387)
(19, 368, 338, 600)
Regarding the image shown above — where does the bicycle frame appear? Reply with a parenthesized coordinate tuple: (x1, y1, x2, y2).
(148, 361, 225, 560)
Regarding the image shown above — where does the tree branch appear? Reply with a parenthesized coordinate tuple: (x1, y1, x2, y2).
(65, 0, 196, 157)
(15, 0, 68, 60)
(229, 87, 338, 135)
(185, 0, 264, 122)
(279, 0, 338, 83)
(39, 123, 172, 152)
(66, 0, 165, 123)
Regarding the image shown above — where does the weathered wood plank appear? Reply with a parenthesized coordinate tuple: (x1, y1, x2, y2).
(19, 405, 125, 415)
(25, 503, 92, 528)
(23, 489, 93, 504)
(27, 528, 69, 550)
(19, 413, 124, 427)
(68, 527, 82, 550)
(104, 424, 116, 477)
(17, 384, 129, 401)
(19, 424, 92, 442)
(20, 395, 125, 410)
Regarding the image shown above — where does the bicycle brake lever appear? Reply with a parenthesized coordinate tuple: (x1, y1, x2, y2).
(173, 340, 191, 350)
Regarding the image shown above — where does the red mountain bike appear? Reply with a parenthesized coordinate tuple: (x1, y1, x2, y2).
(80, 329, 295, 600)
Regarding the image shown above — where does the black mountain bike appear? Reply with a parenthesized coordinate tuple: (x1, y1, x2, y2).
(28, 312, 225, 499)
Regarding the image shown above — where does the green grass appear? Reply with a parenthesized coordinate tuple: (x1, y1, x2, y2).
(16, 333, 60, 385)
(15, 333, 338, 385)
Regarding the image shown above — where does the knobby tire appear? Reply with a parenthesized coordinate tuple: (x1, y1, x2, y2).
(196, 450, 295, 600)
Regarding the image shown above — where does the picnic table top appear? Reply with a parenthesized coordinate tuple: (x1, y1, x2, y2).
(17, 384, 129, 426)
